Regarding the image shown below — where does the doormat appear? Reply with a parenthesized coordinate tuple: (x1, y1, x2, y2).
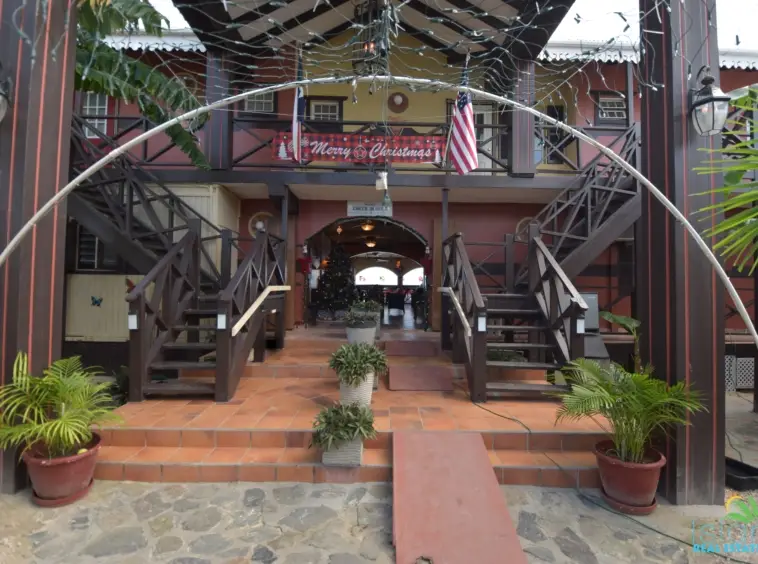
(388, 365, 454, 391)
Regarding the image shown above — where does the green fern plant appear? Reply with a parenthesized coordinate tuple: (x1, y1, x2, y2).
(0, 352, 121, 458)
(329, 343, 388, 386)
(550, 359, 706, 464)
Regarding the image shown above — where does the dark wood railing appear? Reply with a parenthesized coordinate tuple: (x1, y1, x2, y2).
(441, 233, 488, 402)
(70, 115, 228, 286)
(527, 226, 588, 364)
(215, 231, 287, 401)
(74, 112, 635, 175)
(126, 222, 202, 399)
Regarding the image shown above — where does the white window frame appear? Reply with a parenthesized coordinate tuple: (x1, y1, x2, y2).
(82, 92, 109, 139)
(597, 95, 627, 123)
(244, 91, 275, 114)
(310, 100, 340, 122)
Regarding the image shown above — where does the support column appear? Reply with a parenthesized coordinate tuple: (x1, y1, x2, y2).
(636, 0, 725, 505)
(0, 0, 77, 493)
(506, 61, 536, 177)
(205, 54, 233, 170)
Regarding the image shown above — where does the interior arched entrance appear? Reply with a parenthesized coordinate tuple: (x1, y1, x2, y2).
(303, 217, 430, 329)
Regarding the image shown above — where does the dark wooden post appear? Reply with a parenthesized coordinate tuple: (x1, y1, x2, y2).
(505, 234, 515, 293)
(128, 297, 147, 402)
(214, 298, 232, 402)
(220, 229, 233, 289)
(440, 239, 453, 351)
(205, 54, 233, 170)
(636, 0, 725, 505)
(187, 219, 202, 343)
(526, 224, 540, 292)
(507, 61, 536, 177)
(0, 0, 77, 493)
(470, 302, 488, 403)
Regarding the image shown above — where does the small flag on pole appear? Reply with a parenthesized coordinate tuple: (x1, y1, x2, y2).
(449, 56, 478, 175)
(292, 50, 305, 164)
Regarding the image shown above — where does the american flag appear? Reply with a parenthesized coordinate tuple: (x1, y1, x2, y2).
(449, 61, 478, 175)
(292, 55, 305, 163)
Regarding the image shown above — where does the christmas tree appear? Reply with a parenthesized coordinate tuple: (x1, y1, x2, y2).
(316, 244, 356, 316)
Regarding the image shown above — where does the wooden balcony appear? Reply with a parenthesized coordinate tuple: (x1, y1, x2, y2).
(72, 112, 640, 189)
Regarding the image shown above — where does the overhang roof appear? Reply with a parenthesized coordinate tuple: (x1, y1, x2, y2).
(112, 0, 758, 70)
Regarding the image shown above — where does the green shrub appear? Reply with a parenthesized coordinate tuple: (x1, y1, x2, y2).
(352, 299, 381, 312)
(329, 343, 388, 386)
(344, 309, 378, 328)
(0, 352, 121, 458)
(310, 403, 376, 451)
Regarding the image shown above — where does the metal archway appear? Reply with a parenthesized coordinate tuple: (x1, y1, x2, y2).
(2, 74, 756, 348)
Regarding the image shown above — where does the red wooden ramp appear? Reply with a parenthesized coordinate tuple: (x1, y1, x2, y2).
(393, 431, 527, 564)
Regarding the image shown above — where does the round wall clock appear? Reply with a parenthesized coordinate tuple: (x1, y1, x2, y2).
(247, 211, 274, 237)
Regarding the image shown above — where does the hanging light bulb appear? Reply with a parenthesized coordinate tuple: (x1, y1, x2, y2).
(361, 220, 375, 232)
(365, 236, 377, 248)
(336, 225, 343, 235)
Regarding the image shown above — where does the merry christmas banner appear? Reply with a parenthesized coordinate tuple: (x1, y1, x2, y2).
(272, 132, 446, 164)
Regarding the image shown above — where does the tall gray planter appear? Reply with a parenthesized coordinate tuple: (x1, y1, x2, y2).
(322, 438, 363, 466)
(346, 321, 377, 344)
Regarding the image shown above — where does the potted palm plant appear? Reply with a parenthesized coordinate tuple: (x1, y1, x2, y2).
(344, 309, 379, 344)
(310, 403, 376, 466)
(0, 352, 120, 507)
(329, 343, 387, 404)
(550, 314, 706, 515)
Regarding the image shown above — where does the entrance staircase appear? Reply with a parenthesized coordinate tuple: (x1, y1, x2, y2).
(68, 116, 288, 402)
(443, 125, 640, 401)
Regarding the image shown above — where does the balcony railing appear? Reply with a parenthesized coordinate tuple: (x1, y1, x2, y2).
(73, 112, 639, 176)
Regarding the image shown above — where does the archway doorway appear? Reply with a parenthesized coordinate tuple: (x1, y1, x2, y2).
(304, 217, 429, 329)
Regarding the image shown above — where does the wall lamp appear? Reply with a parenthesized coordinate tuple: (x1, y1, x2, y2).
(690, 66, 730, 136)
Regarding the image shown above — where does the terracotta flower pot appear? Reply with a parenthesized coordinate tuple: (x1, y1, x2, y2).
(594, 439, 666, 514)
(23, 433, 102, 507)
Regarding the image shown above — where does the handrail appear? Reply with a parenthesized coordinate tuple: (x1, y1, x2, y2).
(533, 238, 588, 311)
(231, 285, 291, 336)
(218, 240, 259, 302)
(454, 236, 486, 309)
(437, 287, 472, 338)
(126, 230, 194, 301)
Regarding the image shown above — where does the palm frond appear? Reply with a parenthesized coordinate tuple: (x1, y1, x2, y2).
(0, 352, 121, 457)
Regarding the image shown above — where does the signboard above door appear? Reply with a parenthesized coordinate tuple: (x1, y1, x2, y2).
(347, 201, 393, 218)
(273, 133, 445, 164)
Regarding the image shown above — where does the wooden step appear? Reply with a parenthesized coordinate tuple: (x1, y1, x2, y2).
(487, 324, 545, 331)
(486, 381, 570, 394)
(486, 360, 560, 370)
(384, 340, 437, 357)
(487, 342, 554, 350)
(393, 431, 527, 563)
(183, 308, 218, 317)
(482, 293, 528, 298)
(143, 381, 216, 396)
(162, 342, 216, 351)
(151, 361, 217, 371)
(171, 325, 217, 331)
(487, 308, 542, 316)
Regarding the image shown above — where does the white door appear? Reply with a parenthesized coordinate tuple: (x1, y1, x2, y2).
(473, 103, 495, 175)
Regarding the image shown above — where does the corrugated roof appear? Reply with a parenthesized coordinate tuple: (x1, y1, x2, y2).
(106, 0, 758, 70)
(540, 0, 758, 70)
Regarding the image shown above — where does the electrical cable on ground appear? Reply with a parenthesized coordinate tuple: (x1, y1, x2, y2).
(452, 381, 754, 563)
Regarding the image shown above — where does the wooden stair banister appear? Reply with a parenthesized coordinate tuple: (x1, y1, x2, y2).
(528, 226, 589, 364)
(440, 233, 488, 402)
(215, 232, 289, 402)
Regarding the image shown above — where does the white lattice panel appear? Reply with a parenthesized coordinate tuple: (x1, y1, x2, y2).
(726, 355, 737, 392)
(737, 357, 755, 390)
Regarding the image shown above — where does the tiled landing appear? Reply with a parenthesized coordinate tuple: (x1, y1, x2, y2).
(98, 377, 605, 486)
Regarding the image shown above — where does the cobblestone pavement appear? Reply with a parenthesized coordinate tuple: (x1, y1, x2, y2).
(0, 481, 750, 563)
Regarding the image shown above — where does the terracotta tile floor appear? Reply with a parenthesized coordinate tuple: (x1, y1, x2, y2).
(110, 377, 607, 434)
